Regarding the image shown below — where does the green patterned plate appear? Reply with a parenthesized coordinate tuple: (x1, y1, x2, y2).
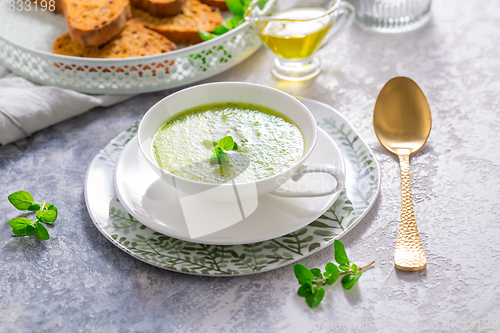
(84, 98, 380, 276)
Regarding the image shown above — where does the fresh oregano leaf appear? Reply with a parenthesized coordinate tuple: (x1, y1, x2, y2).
(36, 210, 57, 224)
(351, 263, 358, 275)
(8, 191, 34, 210)
(294, 264, 313, 285)
(198, 29, 215, 41)
(339, 264, 350, 271)
(33, 222, 50, 240)
(310, 268, 323, 280)
(210, 154, 219, 165)
(311, 285, 319, 295)
(12, 225, 35, 236)
(218, 136, 235, 150)
(27, 204, 41, 211)
(205, 136, 238, 168)
(225, 0, 244, 15)
(224, 14, 245, 29)
(324, 262, 337, 274)
(306, 287, 325, 308)
(45, 204, 58, 222)
(232, 142, 238, 150)
(213, 25, 229, 35)
(202, 139, 217, 149)
(297, 285, 310, 297)
(334, 239, 350, 265)
(199, 0, 249, 40)
(8, 217, 32, 230)
(219, 152, 229, 164)
(325, 263, 340, 285)
(341, 271, 363, 290)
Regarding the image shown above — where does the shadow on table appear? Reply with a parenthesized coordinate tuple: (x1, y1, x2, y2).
(2, 230, 49, 254)
(395, 267, 428, 282)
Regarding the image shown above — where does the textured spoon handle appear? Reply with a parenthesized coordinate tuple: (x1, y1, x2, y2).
(395, 154, 427, 271)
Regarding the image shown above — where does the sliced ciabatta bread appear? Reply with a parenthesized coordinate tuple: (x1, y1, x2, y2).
(132, 0, 222, 45)
(199, 0, 227, 11)
(130, 0, 185, 17)
(53, 21, 176, 58)
(61, 0, 132, 46)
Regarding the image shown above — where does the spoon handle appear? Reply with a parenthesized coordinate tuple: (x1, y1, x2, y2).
(395, 154, 427, 271)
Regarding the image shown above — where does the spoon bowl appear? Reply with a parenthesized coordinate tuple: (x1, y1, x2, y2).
(373, 76, 431, 271)
(374, 77, 432, 155)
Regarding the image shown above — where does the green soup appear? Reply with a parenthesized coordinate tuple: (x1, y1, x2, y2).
(152, 102, 304, 184)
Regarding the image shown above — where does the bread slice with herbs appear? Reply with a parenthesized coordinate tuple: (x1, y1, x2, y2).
(61, 0, 132, 46)
(199, 0, 227, 11)
(130, 0, 185, 17)
(132, 0, 223, 45)
(53, 21, 177, 58)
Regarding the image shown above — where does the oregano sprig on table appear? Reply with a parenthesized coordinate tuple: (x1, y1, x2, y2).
(294, 240, 375, 308)
(7, 191, 58, 240)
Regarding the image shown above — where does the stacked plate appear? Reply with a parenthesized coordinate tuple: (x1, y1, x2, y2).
(84, 98, 380, 276)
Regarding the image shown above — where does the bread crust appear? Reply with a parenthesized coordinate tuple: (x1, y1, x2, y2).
(53, 21, 177, 58)
(132, 0, 222, 45)
(130, 0, 185, 17)
(61, 0, 132, 46)
(199, 0, 227, 11)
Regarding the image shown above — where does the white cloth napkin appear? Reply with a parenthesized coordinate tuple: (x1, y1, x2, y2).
(0, 64, 133, 145)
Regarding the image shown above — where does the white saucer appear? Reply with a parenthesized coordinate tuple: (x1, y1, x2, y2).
(113, 127, 345, 245)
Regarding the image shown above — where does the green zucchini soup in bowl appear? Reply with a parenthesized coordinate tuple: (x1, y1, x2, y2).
(138, 82, 345, 201)
(152, 102, 304, 184)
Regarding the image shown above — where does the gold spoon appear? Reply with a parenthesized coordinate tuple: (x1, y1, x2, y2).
(373, 77, 431, 271)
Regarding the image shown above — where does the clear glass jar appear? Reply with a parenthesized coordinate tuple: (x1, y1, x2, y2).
(347, 0, 432, 33)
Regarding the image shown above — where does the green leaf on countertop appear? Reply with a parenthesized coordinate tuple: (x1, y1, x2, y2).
(8, 217, 32, 230)
(12, 224, 35, 237)
(324, 263, 339, 285)
(294, 264, 313, 285)
(310, 268, 323, 280)
(297, 285, 310, 297)
(27, 204, 41, 211)
(341, 271, 362, 290)
(33, 222, 50, 240)
(334, 239, 350, 264)
(8, 191, 34, 210)
(339, 264, 350, 271)
(306, 287, 324, 308)
(36, 209, 57, 224)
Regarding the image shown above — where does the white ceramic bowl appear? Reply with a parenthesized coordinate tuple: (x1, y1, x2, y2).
(138, 82, 345, 201)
